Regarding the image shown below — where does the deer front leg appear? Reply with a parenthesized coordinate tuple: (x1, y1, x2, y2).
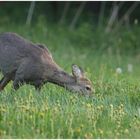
(13, 78, 24, 90)
(13, 69, 25, 90)
(12, 61, 28, 90)
(34, 79, 45, 91)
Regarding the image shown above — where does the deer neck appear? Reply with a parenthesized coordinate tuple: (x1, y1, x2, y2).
(47, 69, 76, 89)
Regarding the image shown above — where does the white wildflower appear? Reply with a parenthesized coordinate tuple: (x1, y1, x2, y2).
(116, 67, 122, 74)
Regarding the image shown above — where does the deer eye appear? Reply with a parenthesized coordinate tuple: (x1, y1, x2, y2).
(85, 86, 91, 91)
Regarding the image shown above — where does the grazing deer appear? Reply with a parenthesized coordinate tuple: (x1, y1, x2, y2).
(0, 32, 93, 95)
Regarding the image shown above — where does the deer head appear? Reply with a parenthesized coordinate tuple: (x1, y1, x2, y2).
(47, 64, 94, 96)
(65, 64, 94, 96)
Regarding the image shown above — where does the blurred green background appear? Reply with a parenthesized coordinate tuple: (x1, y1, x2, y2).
(0, 1, 140, 53)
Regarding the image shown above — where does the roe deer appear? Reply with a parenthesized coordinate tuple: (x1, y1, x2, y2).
(0, 32, 93, 95)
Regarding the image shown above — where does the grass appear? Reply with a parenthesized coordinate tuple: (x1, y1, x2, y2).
(0, 22, 140, 138)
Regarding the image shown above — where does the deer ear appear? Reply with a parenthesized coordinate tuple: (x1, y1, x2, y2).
(72, 64, 84, 80)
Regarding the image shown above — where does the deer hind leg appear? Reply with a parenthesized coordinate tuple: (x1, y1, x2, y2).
(0, 75, 12, 91)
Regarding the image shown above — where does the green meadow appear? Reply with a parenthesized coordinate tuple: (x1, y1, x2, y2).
(0, 20, 140, 138)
